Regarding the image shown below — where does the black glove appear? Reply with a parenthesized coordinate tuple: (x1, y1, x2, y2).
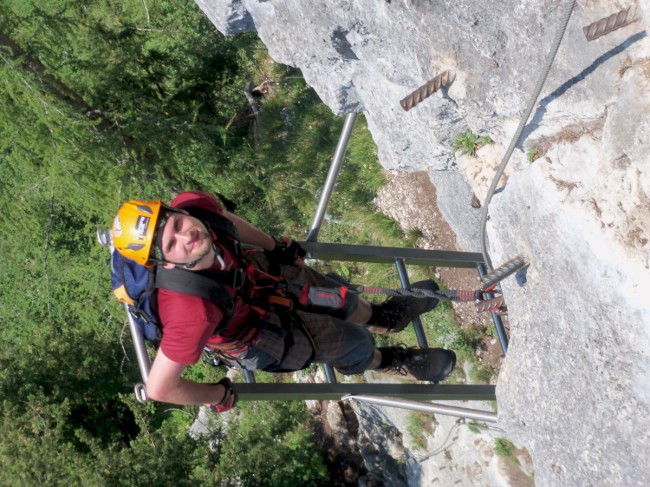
(265, 236, 307, 266)
(207, 377, 238, 413)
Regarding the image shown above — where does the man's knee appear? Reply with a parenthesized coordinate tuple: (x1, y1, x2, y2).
(346, 296, 371, 324)
(326, 324, 377, 375)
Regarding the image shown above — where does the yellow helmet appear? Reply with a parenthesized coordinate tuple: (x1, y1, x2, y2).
(112, 200, 163, 266)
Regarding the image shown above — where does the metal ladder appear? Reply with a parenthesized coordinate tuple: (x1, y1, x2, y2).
(99, 112, 504, 423)
(297, 112, 504, 421)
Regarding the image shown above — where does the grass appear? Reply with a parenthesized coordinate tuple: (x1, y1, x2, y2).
(453, 130, 493, 156)
(493, 437, 535, 486)
(407, 411, 435, 450)
(470, 364, 496, 384)
(234, 65, 393, 242)
(494, 437, 535, 486)
(485, 323, 497, 338)
(494, 437, 515, 457)
(526, 149, 539, 163)
(391, 301, 478, 358)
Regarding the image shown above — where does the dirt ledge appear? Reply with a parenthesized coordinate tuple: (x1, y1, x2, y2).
(374, 170, 505, 371)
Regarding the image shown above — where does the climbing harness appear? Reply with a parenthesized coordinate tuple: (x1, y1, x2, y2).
(359, 253, 525, 314)
(284, 254, 528, 316)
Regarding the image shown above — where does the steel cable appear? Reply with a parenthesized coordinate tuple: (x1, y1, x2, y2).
(479, 0, 577, 270)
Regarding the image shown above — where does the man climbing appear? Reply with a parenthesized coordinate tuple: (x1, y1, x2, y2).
(112, 190, 456, 413)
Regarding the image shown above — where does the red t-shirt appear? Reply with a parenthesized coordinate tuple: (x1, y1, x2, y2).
(157, 191, 257, 364)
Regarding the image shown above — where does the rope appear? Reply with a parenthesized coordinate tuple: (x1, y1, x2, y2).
(286, 282, 482, 303)
(479, 0, 577, 270)
(355, 285, 480, 303)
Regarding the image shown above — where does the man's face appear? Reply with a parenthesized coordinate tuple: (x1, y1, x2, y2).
(158, 212, 213, 269)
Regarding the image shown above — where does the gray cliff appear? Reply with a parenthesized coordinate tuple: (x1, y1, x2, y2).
(196, 1, 650, 485)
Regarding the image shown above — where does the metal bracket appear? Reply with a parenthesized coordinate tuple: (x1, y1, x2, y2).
(583, 6, 640, 41)
(134, 383, 148, 404)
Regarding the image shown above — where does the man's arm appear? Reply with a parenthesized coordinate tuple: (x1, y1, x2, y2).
(223, 210, 306, 267)
(146, 348, 226, 405)
(222, 210, 275, 250)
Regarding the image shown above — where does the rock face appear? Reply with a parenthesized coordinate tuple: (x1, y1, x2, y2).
(197, 1, 650, 485)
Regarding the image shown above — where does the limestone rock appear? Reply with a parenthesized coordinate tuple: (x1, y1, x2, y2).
(194, 0, 254, 34)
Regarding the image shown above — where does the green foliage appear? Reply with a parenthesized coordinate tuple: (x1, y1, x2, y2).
(527, 148, 539, 163)
(387, 300, 473, 354)
(222, 69, 390, 240)
(0, 398, 102, 486)
(485, 323, 497, 337)
(470, 364, 496, 384)
(1, 0, 263, 207)
(494, 437, 533, 485)
(453, 130, 493, 156)
(494, 437, 515, 457)
(406, 412, 435, 451)
(215, 402, 328, 486)
(467, 422, 482, 434)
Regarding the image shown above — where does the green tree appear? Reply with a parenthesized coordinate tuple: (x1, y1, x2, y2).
(0, 1, 336, 484)
(215, 401, 329, 486)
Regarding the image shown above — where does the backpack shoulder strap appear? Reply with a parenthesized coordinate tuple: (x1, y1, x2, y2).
(183, 205, 244, 261)
(154, 267, 237, 320)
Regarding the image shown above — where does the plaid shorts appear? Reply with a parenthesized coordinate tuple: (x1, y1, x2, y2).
(232, 252, 376, 375)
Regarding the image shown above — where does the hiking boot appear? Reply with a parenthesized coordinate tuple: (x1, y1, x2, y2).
(368, 280, 440, 333)
(377, 346, 456, 382)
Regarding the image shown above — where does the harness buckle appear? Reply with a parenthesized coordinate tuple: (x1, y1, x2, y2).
(267, 294, 294, 310)
(224, 299, 236, 315)
(232, 268, 245, 290)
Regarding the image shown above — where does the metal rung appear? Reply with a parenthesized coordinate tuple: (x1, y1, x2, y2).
(395, 258, 429, 349)
(302, 241, 483, 268)
(345, 395, 497, 423)
(479, 254, 527, 289)
(478, 263, 509, 354)
(234, 383, 496, 402)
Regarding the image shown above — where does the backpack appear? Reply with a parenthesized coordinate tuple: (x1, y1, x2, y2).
(111, 250, 242, 343)
(111, 250, 161, 342)
(110, 207, 244, 344)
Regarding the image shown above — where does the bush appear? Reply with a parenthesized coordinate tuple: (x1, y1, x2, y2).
(453, 130, 493, 156)
(494, 437, 515, 457)
(407, 412, 435, 451)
